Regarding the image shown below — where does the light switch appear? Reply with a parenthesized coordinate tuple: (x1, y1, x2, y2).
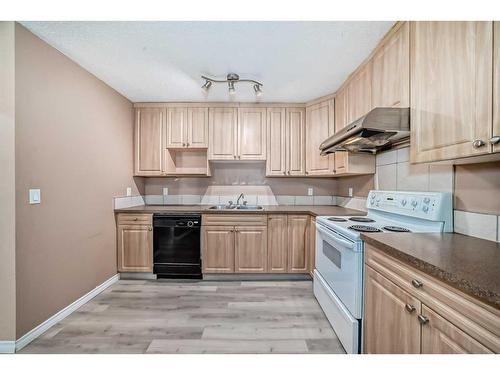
(126, 187, 132, 196)
(29, 189, 41, 204)
(307, 188, 313, 196)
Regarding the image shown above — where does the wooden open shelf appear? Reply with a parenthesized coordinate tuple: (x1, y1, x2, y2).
(165, 149, 211, 176)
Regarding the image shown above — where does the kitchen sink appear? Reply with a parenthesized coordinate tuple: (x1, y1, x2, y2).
(208, 205, 264, 210)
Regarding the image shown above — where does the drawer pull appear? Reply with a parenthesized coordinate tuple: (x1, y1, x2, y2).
(148, 226, 152, 231)
(418, 314, 429, 325)
(133, 218, 138, 221)
(472, 139, 486, 148)
(405, 304, 416, 313)
(411, 279, 423, 288)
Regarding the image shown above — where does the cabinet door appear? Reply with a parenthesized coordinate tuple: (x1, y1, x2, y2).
(346, 63, 372, 124)
(166, 107, 188, 148)
(410, 22, 493, 162)
(420, 305, 493, 354)
(493, 22, 500, 153)
(208, 107, 238, 160)
(266, 108, 287, 176)
(364, 266, 421, 354)
(287, 215, 309, 273)
(202, 226, 235, 273)
(286, 108, 306, 176)
(134, 108, 164, 176)
(187, 107, 209, 148)
(234, 226, 267, 273)
(117, 224, 153, 272)
(267, 215, 288, 273)
(305, 101, 335, 176)
(372, 22, 410, 108)
(238, 107, 267, 160)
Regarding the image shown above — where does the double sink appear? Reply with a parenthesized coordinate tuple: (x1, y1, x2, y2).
(208, 204, 264, 211)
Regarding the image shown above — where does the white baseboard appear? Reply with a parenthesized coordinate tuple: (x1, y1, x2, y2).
(15, 273, 120, 352)
(0, 341, 16, 354)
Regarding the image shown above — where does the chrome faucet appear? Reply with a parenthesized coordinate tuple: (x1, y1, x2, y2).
(236, 193, 246, 207)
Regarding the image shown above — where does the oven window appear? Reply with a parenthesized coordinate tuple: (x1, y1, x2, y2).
(323, 241, 342, 269)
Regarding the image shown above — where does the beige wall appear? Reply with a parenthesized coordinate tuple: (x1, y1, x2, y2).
(14, 24, 141, 338)
(0, 22, 16, 342)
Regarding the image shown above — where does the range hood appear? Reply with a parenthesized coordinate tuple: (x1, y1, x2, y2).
(319, 107, 410, 155)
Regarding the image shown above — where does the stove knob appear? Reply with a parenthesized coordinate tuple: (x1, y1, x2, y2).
(422, 206, 429, 213)
(401, 199, 407, 206)
(187, 221, 194, 227)
(411, 200, 418, 207)
(423, 197, 431, 204)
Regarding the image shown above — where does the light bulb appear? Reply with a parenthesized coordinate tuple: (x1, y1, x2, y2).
(201, 80, 212, 93)
(228, 81, 236, 96)
(254, 84, 263, 97)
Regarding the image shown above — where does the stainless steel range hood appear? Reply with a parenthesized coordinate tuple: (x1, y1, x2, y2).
(319, 107, 410, 155)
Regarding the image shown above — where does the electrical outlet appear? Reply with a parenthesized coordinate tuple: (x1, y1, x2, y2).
(29, 189, 41, 204)
(126, 187, 132, 196)
(348, 187, 353, 197)
(307, 188, 313, 196)
(163, 188, 169, 196)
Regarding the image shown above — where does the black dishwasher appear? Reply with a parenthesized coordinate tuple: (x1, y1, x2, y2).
(153, 214, 202, 279)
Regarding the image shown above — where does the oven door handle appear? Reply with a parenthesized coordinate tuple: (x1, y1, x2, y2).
(317, 223, 356, 250)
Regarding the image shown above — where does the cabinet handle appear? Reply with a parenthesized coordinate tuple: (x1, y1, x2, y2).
(148, 226, 152, 231)
(233, 155, 237, 159)
(186, 142, 190, 147)
(305, 171, 309, 175)
(490, 136, 500, 145)
(133, 218, 138, 221)
(283, 171, 287, 175)
(182, 143, 186, 147)
(411, 279, 423, 288)
(472, 139, 486, 148)
(417, 314, 429, 325)
(238, 155, 241, 159)
(405, 304, 416, 313)
(287, 171, 291, 175)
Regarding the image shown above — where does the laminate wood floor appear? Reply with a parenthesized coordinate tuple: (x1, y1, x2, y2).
(20, 280, 345, 354)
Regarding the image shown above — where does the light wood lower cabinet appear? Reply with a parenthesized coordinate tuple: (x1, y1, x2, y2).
(267, 215, 288, 273)
(235, 226, 268, 273)
(287, 215, 309, 273)
(364, 265, 421, 354)
(202, 214, 310, 274)
(364, 244, 500, 353)
(117, 224, 153, 272)
(202, 226, 235, 273)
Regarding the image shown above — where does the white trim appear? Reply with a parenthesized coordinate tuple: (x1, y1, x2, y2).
(0, 341, 16, 354)
(15, 274, 120, 352)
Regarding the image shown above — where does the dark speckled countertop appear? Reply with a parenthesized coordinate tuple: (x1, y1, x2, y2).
(361, 232, 500, 309)
(115, 205, 367, 217)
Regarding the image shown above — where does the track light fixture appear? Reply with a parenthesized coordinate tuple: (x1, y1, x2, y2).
(201, 73, 263, 97)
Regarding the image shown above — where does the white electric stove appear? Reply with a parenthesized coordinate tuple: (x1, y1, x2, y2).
(313, 190, 453, 354)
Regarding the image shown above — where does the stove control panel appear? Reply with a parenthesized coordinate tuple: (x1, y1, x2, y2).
(367, 190, 452, 229)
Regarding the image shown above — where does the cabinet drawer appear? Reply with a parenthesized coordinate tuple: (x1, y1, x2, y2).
(117, 213, 152, 225)
(202, 214, 267, 226)
(365, 244, 500, 352)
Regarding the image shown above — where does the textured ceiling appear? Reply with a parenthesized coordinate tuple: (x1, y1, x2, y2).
(21, 21, 394, 103)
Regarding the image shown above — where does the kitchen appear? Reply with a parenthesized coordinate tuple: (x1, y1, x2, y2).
(1, 4, 500, 369)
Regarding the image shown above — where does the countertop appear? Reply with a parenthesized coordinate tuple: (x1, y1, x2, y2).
(361, 232, 500, 309)
(114, 205, 367, 217)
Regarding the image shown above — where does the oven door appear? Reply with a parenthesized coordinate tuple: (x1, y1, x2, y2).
(315, 222, 363, 318)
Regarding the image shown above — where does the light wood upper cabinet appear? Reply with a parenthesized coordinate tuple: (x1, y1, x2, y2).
(117, 223, 153, 273)
(364, 265, 421, 354)
(305, 100, 335, 176)
(410, 21, 493, 163)
(346, 62, 372, 124)
(266, 108, 287, 176)
(286, 108, 306, 175)
(166, 107, 188, 148)
(208, 107, 238, 160)
(202, 226, 235, 273)
(234, 226, 268, 273)
(134, 108, 164, 176)
(371, 22, 410, 108)
(493, 22, 500, 153)
(187, 107, 209, 148)
(238, 107, 267, 160)
(421, 305, 492, 354)
(266, 107, 305, 177)
(267, 215, 288, 273)
(287, 215, 309, 273)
